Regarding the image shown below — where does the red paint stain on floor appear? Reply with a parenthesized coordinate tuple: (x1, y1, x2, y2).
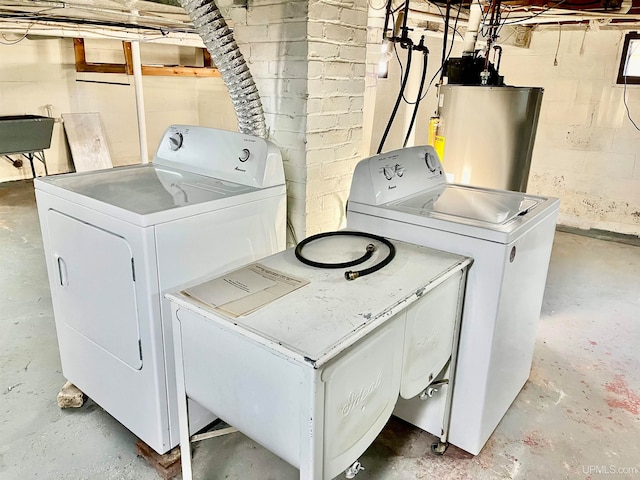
(604, 374, 640, 415)
(522, 432, 540, 447)
(588, 339, 597, 346)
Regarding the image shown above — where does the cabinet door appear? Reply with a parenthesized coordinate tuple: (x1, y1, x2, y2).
(48, 210, 142, 370)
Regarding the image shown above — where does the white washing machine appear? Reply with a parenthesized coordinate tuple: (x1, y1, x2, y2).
(34, 125, 286, 454)
(166, 235, 471, 480)
(346, 146, 559, 455)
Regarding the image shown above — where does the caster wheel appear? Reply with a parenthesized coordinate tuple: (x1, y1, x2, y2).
(430, 441, 448, 455)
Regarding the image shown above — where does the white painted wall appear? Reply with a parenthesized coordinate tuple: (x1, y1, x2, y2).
(0, 37, 236, 182)
(500, 27, 640, 236)
(366, 23, 640, 236)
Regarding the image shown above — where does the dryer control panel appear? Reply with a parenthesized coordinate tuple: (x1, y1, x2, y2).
(349, 146, 445, 206)
(153, 125, 285, 189)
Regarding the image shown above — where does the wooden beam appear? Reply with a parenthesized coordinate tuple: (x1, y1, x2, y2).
(73, 38, 219, 78)
(73, 38, 127, 74)
(203, 48, 212, 68)
(122, 41, 134, 75)
(140, 65, 221, 77)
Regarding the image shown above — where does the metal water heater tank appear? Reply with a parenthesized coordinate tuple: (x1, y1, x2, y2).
(436, 85, 544, 192)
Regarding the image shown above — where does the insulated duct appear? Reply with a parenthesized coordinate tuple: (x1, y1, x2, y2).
(179, 0, 267, 138)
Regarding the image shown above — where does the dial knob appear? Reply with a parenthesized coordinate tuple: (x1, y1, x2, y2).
(239, 148, 251, 162)
(383, 166, 394, 180)
(169, 132, 183, 151)
(425, 152, 437, 172)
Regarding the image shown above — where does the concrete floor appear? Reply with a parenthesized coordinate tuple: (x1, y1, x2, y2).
(1, 179, 639, 480)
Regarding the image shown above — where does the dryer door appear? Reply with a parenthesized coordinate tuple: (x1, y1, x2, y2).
(47, 210, 142, 370)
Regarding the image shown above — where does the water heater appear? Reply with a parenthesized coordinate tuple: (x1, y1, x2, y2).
(436, 85, 544, 193)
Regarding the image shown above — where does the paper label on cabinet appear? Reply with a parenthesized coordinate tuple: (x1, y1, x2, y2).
(182, 263, 309, 317)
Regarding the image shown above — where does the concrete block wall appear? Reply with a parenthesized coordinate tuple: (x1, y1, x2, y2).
(499, 27, 640, 236)
(0, 37, 237, 182)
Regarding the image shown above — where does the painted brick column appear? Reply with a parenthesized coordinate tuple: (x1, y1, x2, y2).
(226, 0, 368, 240)
(305, 0, 368, 236)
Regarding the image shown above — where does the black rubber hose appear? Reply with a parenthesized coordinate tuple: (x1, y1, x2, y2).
(403, 48, 428, 148)
(377, 43, 413, 154)
(294, 231, 396, 281)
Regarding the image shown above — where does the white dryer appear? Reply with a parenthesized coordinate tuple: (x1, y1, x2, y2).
(35, 125, 286, 454)
(347, 146, 559, 455)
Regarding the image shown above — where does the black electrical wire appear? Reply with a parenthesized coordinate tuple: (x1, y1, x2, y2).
(294, 231, 396, 281)
(432, 2, 465, 40)
(418, 0, 462, 104)
(403, 46, 428, 147)
(499, 0, 567, 25)
(623, 43, 640, 131)
(377, 40, 413, 154)
(440, 0, 452, 84)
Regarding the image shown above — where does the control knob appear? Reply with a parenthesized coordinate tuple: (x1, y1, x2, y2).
(239, 148, 251, 162)
(169, 132, 184, 151)
(425, 151, 437, 172)
(383, 166, 394, 180)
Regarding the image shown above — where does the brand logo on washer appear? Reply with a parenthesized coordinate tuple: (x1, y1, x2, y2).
(388, 185, 396, 190)
(234, 166, 246, 172)
(341, 370, 384, 416)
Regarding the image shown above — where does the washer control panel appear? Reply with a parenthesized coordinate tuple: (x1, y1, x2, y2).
(349, 145, 445, 206)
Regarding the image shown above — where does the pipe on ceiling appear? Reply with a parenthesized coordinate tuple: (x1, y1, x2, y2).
(179, 0, 267, 138)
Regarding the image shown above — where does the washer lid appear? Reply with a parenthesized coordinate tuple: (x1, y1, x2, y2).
(390, 184, 540, 227)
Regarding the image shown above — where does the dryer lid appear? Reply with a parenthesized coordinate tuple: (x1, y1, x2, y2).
(37, 163, 257, 215)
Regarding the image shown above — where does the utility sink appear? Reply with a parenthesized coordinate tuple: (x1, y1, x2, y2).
(0, 115, 55, 155)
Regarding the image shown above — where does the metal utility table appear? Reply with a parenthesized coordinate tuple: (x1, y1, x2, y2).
(0, 115, 55, 178)
(167, 236, 471, 480)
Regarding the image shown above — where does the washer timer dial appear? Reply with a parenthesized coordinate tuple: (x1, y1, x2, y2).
(168, 132, 184, 151)
(425, 151, 437, 172)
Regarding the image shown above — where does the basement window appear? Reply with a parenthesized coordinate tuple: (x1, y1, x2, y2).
(617, 32, 640, 85)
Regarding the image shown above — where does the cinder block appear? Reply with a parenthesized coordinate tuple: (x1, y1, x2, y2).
(307, 114, 338, 131)
(56, 381, 86, 408)
(284, 41, 308, 59)
(269, 21, 308, 42)
(309, 3, 340, 22)
(307, 147, 337, 165)
(323, 62, 354, 79)
(337, 111, 364, 128)
(235, 24, 269, 42)
(308, 41, 339, 59)
(324, 24, 356, 43)
(247, 5, 288, 25)
(321, 96, 351, 113)
(339, 45, 367, 62)
(340, 8, 369, 27)
(321, 159, 357, 179)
